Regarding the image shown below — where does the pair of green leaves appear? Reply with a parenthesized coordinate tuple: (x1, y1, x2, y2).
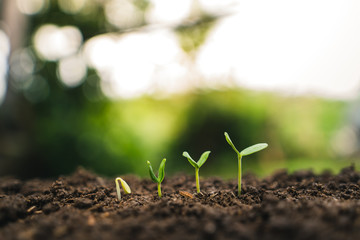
(224, 132, 268, 156)
(147, 159, 166, 184)
(182, 151, 211, 169)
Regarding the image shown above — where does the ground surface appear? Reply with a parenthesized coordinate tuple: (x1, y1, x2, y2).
(0, 166, 360, 240)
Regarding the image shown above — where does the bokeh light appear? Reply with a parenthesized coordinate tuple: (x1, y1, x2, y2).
(33, 24, 82, 61)
(198, 0, 239, 15)
(83, 30, 187, 99)
(57, 54, 87, 88)
(146, 0, 192, 25)
(104, 0, 142, 29)
(16, 0, 47, 15)
(10, 48, 36, 90)
(58, 0, 86, 14)
(0, 30, 10, 105)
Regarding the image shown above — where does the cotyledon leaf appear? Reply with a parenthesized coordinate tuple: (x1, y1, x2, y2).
(147, 161, 159, 183)
(224, 132, 240, 155)
(183, 152, 199, 168)
(115, 177, 131, 200)
(197, 151, 211, 168)
(240, 143, 268, 156)
(158, 158, 166, 183)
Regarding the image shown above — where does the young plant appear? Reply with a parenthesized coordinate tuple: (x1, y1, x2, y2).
(224, 132, 268, 196)
(182, 151, 211, 193)
(147, 158, 166, 198)
(115, 177, 131, 201)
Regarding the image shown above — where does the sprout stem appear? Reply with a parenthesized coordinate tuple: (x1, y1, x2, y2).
(195, 168, 200, 193)
(238, 154, 242, 196)
(157, 183, 162, 198)
(115, 178, 121, 200)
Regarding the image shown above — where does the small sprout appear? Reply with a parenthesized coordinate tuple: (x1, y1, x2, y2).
(147, 158, 166, 198)
(224, 132, 268, 196)
(115, 177, 131, 201)
(182, 151, 210, 193)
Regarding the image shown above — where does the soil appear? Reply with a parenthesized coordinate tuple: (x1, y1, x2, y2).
(1, 166, 360, 240)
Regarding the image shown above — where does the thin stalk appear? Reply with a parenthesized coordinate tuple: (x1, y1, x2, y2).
(237, 154, 242, 196)
(157, 182, 162, 198)
(195, 168, 200, 193)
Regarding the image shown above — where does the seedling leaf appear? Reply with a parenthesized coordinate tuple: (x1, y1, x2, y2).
(224, 132, 240, 155)
(197, 151, 211, 168)
(147, 161, 159, 183)
(115, 177, 131, 201)
(158, 158, 166, 182)
(183, 151, 198, 168)
(119, 178, 131, 194)
(182, 150, 211, 193)
(240, 143, 268, 156)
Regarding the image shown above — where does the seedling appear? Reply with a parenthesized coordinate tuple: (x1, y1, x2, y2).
(147, 158, 166, 198)
(115, 177, 131, 201)
(224, 132, 268, 196)
(182, 151, 210, 193)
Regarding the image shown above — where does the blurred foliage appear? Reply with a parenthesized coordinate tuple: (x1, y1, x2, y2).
(175, 15, 217, 53)
(29, 88, 347, 178)
(0, 0, 356, 179)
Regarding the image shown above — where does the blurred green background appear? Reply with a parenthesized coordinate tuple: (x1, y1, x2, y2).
(0, 0, 359, 179)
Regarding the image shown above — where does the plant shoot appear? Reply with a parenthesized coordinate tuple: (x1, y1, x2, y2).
(147, 158, 166, 198)
(224, 132, 268, 196)
(182, 151, 210, 193)
(115, 177, 131, 201)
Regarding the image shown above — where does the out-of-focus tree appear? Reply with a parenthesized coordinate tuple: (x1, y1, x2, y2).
(0, 0, 349, 178)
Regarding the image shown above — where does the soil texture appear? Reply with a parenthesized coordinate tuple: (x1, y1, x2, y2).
(1, 166, 360, 240)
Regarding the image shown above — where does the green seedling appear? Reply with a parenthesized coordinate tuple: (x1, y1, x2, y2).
(224, 132, 268, 196)
(182, 151, 210, 193)
(147, 158, 166, 198)
(115, 177, 131, 201)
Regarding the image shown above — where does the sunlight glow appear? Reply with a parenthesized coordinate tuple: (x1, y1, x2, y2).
(83, 30, 187, 99)
(197, 0, 360, 99)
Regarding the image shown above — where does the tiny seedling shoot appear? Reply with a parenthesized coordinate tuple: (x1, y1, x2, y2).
(224, 132, 268, 196)
(182, 151, 210, 193)
(115, 177, 131, 201)
(147, 158, 166, 198)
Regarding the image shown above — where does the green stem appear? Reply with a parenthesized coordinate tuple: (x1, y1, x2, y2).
(195, 168, 200, 193)
(238, 154, 242, 196)
(157, 182, 162, 198)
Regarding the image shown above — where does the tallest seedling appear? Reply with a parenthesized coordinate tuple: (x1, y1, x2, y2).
(224, 132, 268, 196)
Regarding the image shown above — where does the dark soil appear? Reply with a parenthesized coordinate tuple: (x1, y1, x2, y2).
(1, 166, 360, 240)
